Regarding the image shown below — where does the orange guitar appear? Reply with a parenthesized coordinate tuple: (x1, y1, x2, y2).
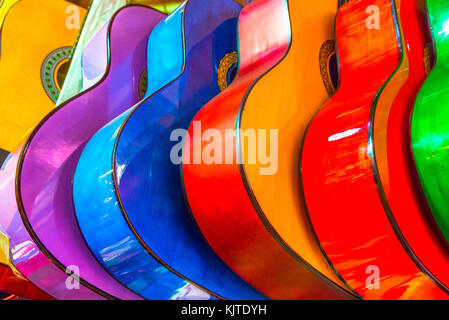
(182, 0, 355, 299)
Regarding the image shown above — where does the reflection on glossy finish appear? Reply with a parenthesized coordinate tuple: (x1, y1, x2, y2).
(411, 0, 449, 245)
(81, 21, 109, 91)
(75, 0, 263, 300)
(75, 4, 200, 300)
(14, 6, 166, 299)
(374, 0, 449, 297)
(0, 0, 85, 153)
(0, 146, 83, 299)
(182, 0, 354, 300)
(302, 0, 448, 299)
(0, 226, 51, 299)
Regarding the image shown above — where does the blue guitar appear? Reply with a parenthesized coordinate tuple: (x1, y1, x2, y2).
(74, 0, 266, 300)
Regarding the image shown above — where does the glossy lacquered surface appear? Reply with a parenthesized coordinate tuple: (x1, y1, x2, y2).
(0, 0, 51, 300)
(75, 0, 265, 300)
(374, 0, 449, 296)
(13, 6, 166, 299)
(0, 225, 51, 299)
(75, 3, 209, 300)
(182, 0, 353, 299)
(411, 0, 449, 245)
(0, 146, 84, 299)
(0, 0, 83, 300)
(302, 0, 448, 299)
(0, 264, 51, 299)
(0, 0, 85, 153)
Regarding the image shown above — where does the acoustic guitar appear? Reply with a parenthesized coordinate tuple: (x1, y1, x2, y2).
(182, 0, 354, 299)
(372, 0, 449, 298)
(3, 5, 165, 299)
(411, 1, 449, 246)
(0, 0, 83, 300)
(74, 0, 266, 300)
(301, 0, 449, 299)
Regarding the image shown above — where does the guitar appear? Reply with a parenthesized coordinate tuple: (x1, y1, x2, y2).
(74, 0, 266, 300)
(0, 0, 84, 300)
(4, 5, 165, 299)
(411, 1, 449, 247)
(301, 0, 449, 299)
(181, 0, 354, 299)
(372, 0, 449, 298)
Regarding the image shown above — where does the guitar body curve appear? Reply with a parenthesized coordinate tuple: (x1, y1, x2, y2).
(373, 0, 449, 296)
(0, 0, 54, 300)
(302, 0, 448, 299)
(74, 0, 265, 300)
(411, 1, 449, 246)
(11, 5, 166, 299)
(182, 0, 354, 300)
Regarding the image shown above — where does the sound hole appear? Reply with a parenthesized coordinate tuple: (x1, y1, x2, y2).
(424, 42, 435, 75)
(227, 63, 238, 85)
(319, 40, 338, 97)
(328, 52, 339, 91)
(40, 47, 72, 103)
(217, 51, 239, 91)
(56, 60, 70, 90)
(139, 68, 148, 99)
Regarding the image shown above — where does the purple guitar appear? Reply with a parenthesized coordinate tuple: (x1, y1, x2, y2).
(0, 5, 165, 299)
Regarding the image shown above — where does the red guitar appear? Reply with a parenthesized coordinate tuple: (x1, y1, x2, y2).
(182, 0, 354, 299)
(301, 0, 449, 299)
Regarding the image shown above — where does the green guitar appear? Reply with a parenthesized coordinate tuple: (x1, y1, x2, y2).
(411, 0, 449, 243)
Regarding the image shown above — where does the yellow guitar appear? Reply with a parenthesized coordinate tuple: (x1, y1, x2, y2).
(0, 0, 85, 155)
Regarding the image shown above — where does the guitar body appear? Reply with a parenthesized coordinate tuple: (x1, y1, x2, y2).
(0, 0, 81, 300)
(182, 0, 352, 300)
(74, 0, 265, 300)
(411, 1, 449, 245)
(301, 0, 449, 299)
(0, 0, 85, 154)
(6, 5, 166, 300)
(373, 0, 449, 296)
